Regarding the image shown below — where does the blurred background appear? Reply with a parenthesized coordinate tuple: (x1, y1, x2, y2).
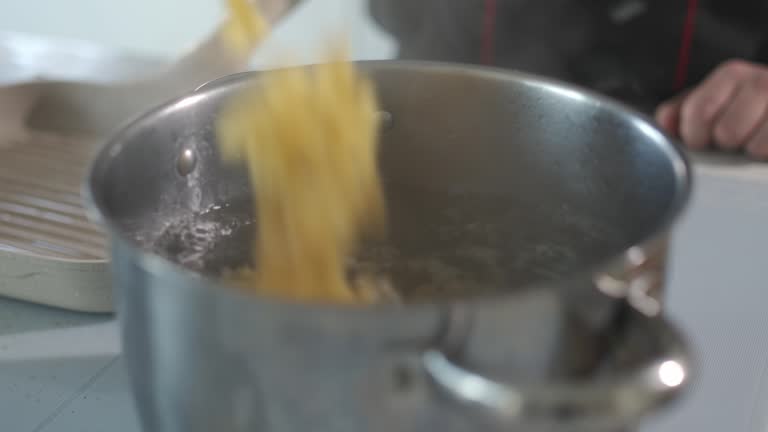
(0, 0, 395, 64)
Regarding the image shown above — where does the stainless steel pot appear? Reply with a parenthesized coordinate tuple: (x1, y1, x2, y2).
(85, 61, 693, 432)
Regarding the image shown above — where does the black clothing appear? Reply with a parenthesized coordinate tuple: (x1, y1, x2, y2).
(369, 0, 768, 111)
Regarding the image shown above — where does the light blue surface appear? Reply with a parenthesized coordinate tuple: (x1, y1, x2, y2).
(0, 299, 126, 432)
(1, 168, 767, 431)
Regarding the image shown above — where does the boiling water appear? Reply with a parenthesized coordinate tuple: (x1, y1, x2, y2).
(131, 185, 627, 303)
(140, 202, 256, 275)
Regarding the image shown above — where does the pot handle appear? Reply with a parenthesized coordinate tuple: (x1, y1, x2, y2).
(421, 313, 691, 426)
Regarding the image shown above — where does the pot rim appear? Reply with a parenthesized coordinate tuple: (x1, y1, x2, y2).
(83, 60, 693, 315)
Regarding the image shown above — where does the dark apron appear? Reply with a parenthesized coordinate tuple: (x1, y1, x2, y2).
(369, 0, 768, 112)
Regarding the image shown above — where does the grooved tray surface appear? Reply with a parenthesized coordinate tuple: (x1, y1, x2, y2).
(0, 132, 106, 260)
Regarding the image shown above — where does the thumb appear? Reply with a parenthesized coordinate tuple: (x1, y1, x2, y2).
(654, 94, 685, 137)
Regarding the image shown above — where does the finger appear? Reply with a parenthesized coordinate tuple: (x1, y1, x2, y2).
(655, 98, 682, 136)
(679, 61, 752, 149)
(713, 76, 768, 151)
(655, 89, 693, 137)
(746, 118, 768, 160)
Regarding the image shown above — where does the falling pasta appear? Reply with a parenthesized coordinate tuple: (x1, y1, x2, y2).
(216, 40, 389, 304)
(222, 0, 271, 55)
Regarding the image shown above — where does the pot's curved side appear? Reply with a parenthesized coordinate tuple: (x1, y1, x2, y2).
(88, 61, 694, 432)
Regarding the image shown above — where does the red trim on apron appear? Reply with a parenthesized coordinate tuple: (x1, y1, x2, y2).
(674, 0, 700, 90)
(481, 0, 498, 65)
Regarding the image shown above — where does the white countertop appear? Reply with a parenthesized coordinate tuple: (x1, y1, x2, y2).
(1, 156, 767, 432)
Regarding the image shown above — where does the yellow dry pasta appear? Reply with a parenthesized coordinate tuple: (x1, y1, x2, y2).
(216, 43, 388, 304)
(222, 0, 271, 55)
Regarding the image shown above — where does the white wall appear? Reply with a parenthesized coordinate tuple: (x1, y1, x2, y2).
(251, 0, 396, 67)
(0, 0, 395, 63)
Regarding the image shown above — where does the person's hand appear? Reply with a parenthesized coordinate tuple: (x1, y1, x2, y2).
(655, 60, 768, 160)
